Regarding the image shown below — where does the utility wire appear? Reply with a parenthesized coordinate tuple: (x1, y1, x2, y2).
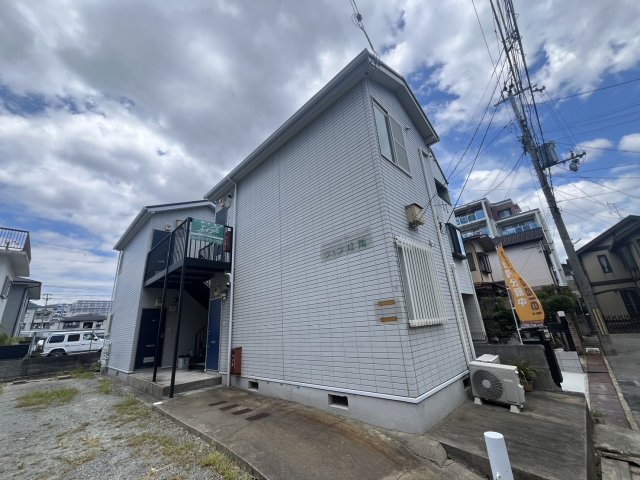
(541, 77, 640, 103)
(554, 142, 640, 155)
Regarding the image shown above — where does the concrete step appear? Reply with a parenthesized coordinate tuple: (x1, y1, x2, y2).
(127, 372, 222, 399)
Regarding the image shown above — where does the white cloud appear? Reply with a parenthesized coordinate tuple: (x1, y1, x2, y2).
(0, 0, 638, 298)
(619, 133, 640, 152)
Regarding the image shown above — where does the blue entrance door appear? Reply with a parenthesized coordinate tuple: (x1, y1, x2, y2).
(206, 299, 221, 371)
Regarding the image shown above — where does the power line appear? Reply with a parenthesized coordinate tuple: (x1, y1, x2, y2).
(554, 142, 640, 155)
(541, 77, 640, 103)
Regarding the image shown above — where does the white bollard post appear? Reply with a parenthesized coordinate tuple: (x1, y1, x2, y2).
(484, 431, 514, 480)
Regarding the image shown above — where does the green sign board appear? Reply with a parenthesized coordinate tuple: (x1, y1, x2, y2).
(190, 219, 225, 245)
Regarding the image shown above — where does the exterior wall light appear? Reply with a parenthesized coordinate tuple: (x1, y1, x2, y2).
(405, 203, 425, 230)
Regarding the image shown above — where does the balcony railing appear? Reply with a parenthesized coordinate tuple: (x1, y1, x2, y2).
(0, 227, 31, 262)
(144, 217, 232, 282)
(455, 210, 486, 226)
(500, 222, 540, 236)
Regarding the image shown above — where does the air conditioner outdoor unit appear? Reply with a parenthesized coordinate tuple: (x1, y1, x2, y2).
(469, 360, 525, 413)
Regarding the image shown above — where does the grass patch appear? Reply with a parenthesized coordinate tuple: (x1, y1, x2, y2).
(56, 422, 90, 438)
(127, 433, 198, 466)
(97, 379, 113, 394)
(111, 396, 151, 425)
(70, 368, 95, 379)
(202, 450, 252, 480)
(54, 450, 98, 469)
(16, 387, 79, 409)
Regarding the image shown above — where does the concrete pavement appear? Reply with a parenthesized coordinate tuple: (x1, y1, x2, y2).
(606, 333, 640, 429)
(429, 391, 589, 480)
(153, 386, 482, 480)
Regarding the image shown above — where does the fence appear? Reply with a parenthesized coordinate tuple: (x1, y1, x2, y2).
(603, 314, 640, 334)
(0, 352, 100, 382)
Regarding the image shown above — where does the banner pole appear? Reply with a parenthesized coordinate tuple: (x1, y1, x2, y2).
(505, 289, 523, 344)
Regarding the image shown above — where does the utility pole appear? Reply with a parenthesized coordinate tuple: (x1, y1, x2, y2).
(42, 293, 53, 307)
(490, 0, 614, 354)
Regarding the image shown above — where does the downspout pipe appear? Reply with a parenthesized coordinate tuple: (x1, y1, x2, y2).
(420, 151, 474, 364)
(226, 178, 238, 387)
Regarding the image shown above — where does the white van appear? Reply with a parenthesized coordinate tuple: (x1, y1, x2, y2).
(40, 331, 104, 357)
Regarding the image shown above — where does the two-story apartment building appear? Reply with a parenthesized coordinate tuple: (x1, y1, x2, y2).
(106, 51, 486, 434)
(454, 198, 566, 289)
(0, 227, 41, 337)
(577, 215, 640, 318)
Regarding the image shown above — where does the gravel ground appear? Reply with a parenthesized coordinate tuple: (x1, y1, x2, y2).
(0, 375, 250, 480)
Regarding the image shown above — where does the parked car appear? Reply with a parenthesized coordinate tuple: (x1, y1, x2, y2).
(38, 331, 104, 356)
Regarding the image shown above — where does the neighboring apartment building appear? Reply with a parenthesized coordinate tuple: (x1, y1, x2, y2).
(0, 227, 41, 336)
(577, 215, 640, 317)
(454, 198, 566, 289)
(70, 300, 111, 317)
(106, 51, 486, 434)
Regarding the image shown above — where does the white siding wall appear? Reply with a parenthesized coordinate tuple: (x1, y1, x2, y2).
(366, 80, 469, 393)
(222, 80, 471, 398)
(108, 205, 216, 372)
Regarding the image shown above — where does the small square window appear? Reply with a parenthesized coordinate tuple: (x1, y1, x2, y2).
(597, 254, 612, 273)
(478, 253, 492, 273)
(447, 223, 466, 259)
(466, 252, 477, 271)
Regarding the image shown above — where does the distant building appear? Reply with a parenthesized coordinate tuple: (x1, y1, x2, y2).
(0, 227, 41, 336)
(454, 198, 566, 290)
(576, 215, 640, 318)
(70, 300, 111, 316)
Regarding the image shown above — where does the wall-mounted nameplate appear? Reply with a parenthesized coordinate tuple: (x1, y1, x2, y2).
(320, 229, 373, 261)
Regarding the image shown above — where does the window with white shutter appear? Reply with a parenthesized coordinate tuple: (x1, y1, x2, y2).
(373, 101, 410, 173)
(395, 236, 445, 326)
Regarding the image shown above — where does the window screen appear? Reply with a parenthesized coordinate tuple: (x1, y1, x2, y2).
(396, 236, 445, 327)
(373, 102, 410, 173)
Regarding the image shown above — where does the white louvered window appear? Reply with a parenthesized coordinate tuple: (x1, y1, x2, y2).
(373, 101, 410, 173)
(395, 236, 445, 327)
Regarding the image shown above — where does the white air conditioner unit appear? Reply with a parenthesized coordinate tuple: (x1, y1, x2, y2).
(164, 223, 173, 232)
(469, 361, 525, 413)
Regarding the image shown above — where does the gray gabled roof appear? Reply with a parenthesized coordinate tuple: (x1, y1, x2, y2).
(204, 50, 439, 202)
(114, 200, 214, 251)
(576, 215, 640, 254)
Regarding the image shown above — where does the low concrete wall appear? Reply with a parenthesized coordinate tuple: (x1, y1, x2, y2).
(474, 344, 561, 392)
(0, 352, 100, 382)
(0, 344, 29, 360)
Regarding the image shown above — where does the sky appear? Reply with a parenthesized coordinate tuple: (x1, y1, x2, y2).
(0, 0, 639, 304)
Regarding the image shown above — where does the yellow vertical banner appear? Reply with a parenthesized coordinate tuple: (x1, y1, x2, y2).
(496, 245, 545, 325)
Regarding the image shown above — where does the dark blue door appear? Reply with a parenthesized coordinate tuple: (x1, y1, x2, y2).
(206, 299, 221, 371)
(135, 309, 163, 369)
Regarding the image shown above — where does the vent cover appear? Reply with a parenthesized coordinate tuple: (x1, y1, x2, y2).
(471, 369, 504, 400)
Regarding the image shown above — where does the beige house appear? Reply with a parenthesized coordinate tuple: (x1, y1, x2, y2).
(577, 215, 640, 317)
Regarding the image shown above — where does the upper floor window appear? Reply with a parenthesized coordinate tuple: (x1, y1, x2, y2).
(597, 254, 613, 273)
(1, 276, 11, 298)
(447, 223, 466, 259)
(373, 102, 410, 173)
(478, 252, 492, 274)
(435, 180, 451, 205)
(467, 252, 477, 271)
(618, 245, 638, 272)
(498, 209, 512, 219)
